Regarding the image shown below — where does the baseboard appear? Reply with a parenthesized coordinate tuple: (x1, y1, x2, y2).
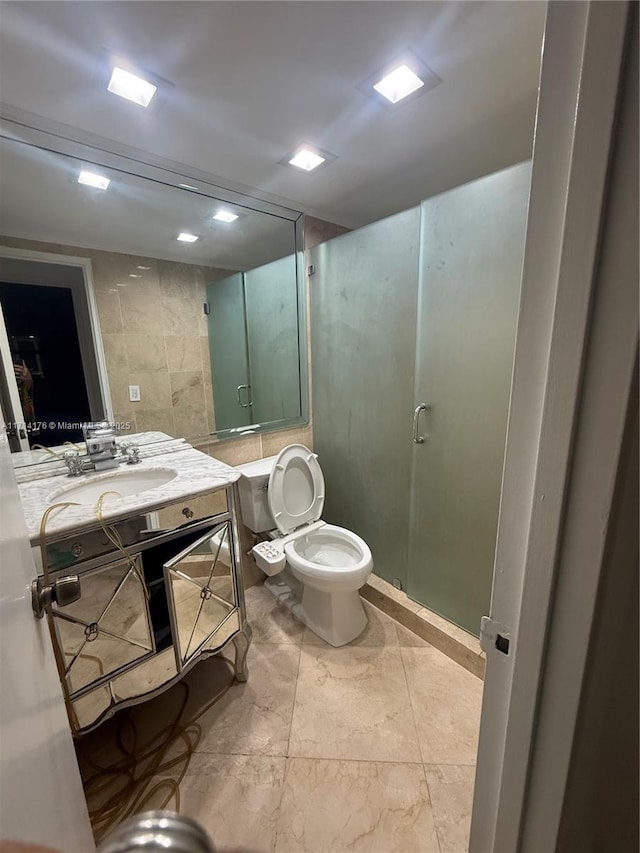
(361, 574, 485, 680)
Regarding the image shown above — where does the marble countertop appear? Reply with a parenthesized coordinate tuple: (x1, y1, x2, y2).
(18, 438, 240, 544)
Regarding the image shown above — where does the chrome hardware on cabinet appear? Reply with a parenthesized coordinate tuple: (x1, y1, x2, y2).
(412, 403, 430, 444)
(31, 574, 81, 619)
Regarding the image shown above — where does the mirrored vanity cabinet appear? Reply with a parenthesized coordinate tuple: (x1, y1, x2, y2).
(19, 438, 252, 735)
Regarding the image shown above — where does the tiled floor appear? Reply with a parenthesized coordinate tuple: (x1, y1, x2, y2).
(78, 584, 483, 852)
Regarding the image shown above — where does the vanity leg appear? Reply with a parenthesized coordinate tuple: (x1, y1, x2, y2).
(232, 623, 252, 682)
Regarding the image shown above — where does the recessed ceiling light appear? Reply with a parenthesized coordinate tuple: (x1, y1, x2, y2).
(360, 51, 441, 110)
(288, 148, 326, 172)
(373, 64, 424, 104)
(77, 170, 110, 190)
(116, 283, 127, 287)
(177, 232, 199, 243)
(136, 265, 151, 270)
(213, 210, 239, 223)
(107, 66, 157, 107)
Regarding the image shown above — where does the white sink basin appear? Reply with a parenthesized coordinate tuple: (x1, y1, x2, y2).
(49, 468, 178, 506)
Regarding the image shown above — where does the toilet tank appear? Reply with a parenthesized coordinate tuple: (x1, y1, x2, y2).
(235, 455, 279, 533)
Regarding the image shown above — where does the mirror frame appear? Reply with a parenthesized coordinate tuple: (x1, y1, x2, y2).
(0, 109, 309, 446)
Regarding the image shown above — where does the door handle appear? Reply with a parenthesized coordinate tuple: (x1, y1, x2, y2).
(236, 384, 251, 408)
(412, 403, 430, 444)
(31, 575, 81, 619)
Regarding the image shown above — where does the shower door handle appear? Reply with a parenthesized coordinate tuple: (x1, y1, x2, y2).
(412, 403, 430, 444)
(237, 384, 251, 408)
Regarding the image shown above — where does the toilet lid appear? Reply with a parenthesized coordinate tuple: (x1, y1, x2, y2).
(268, 444, 325, 535)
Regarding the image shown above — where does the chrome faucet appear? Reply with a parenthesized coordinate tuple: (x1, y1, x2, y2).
(62, 423, 141, 476)
(83, 421, 119, 470)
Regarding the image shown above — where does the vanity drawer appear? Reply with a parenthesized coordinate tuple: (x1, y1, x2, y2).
(153, 491, 227, 530)
(44, 516, 149, 572)
(41, 490, 231, 573)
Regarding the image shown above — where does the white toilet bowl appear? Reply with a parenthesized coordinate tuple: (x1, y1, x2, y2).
(285, 522, 372, 646)
(236, 446, 374, 646)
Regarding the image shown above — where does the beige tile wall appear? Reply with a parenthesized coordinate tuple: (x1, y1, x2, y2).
(2, 213, 346, 469)
(2, 214, 346, 453)
(0, 235, 231, 438)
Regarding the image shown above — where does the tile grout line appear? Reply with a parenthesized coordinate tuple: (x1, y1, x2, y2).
(398, 640, 444, 853)
(269, 641, 304, 852)
(285, 643, 304, 759)
(191, 748, 437, 768)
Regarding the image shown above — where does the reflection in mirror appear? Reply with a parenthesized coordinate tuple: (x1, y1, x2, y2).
(208, 253, 301, 429)
(165, 523, 237, 668)
(0, 130, 307, 450)
(72, 648, 179, 733)
(52, 557, 154, 696)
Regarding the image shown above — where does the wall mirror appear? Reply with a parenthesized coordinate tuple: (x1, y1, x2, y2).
(0, 121, 307, 464)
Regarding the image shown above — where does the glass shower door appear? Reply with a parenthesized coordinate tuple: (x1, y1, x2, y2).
(207, 273, 252, 430)
(406, 163, 531, 635)
(310, 208, 421, 590)
(245, 254, 300, 424)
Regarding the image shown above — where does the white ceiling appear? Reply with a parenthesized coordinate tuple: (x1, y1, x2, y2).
(0, 1, 546, 256)
(0, 136, 297, 269)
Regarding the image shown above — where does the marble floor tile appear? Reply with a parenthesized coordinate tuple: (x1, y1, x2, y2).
(302, 599, 400, 648)
(401, 646, 483, 765)
(165, 752, 286, 853)
(79, 578, 484, 851)
(289, 646, 422, 763)
(425, 764, 476, 853)
(245, 583, 305, 644)
(188, 643, 301, 757)
(274, 757, 440, 852)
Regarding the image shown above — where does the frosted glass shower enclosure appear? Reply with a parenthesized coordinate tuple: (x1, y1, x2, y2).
(207, 254, 300, 431)
(310, 163, 530, 636)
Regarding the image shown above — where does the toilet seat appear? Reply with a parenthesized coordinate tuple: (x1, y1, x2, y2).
(267, 445, 371, 583)
(268, 444, 325, 534)
(284, 523, 372, 586)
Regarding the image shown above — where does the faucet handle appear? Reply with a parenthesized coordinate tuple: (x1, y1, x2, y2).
(121, 443, 141, 464)
(63, 450, 84, 476)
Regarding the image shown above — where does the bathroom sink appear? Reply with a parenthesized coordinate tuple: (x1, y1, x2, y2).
(49, 468, 178, 506)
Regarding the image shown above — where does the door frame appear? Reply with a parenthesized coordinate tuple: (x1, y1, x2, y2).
(0, 245, 114, 430)
(471, 1, 635, 850)
(0, 300, 30, 450)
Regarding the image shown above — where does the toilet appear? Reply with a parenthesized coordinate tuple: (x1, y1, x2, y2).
(236, 445, 373, 646)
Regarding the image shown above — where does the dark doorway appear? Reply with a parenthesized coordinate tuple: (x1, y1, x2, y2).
(0, 281, 92, 446)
